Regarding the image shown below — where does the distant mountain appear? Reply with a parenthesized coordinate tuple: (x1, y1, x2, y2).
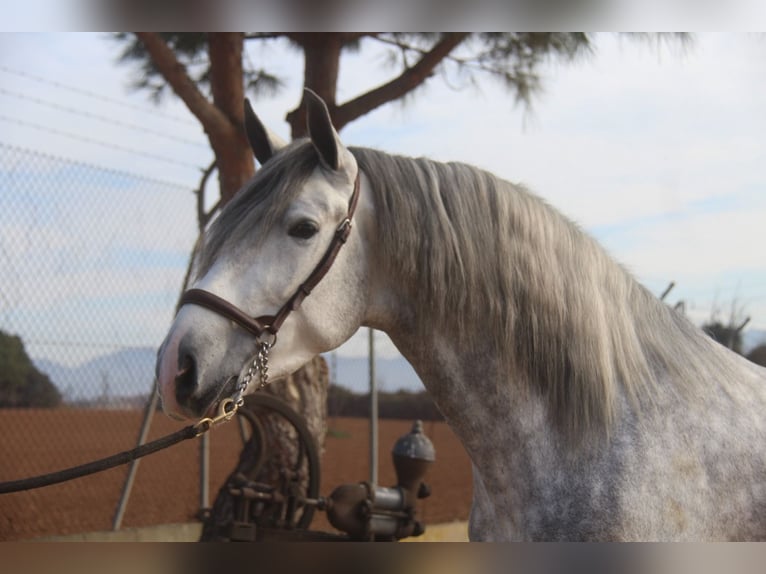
(35, 347, 157, 402)
(34, 327, 764, 403)
(33, 346, 422, 402)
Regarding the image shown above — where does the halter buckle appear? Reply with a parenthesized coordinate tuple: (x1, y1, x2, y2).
(336, 218, 352, 242)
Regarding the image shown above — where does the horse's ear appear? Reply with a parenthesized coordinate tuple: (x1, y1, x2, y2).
(304, 88, 341, 171)
(244, 98, 287, 165)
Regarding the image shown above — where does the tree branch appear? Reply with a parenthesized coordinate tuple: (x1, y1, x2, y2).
(196, 159, 218, 232)
(334, 33, 469, 129)
(372, 34, 516, 80)
(208, 33, 246, 128)
(134, 32, 233, 138)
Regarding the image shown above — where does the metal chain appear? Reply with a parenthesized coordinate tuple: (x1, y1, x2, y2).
(255, 340, 272, 390)
(231, 340, 272, 408)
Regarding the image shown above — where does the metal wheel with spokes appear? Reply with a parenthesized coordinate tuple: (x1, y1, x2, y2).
(198, 393, 321, 541)
(236, 393, 321, 530)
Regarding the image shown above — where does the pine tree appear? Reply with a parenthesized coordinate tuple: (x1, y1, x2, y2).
(0, 330, 61, 408)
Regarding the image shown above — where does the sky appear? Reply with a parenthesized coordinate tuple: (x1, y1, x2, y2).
(1, 32, 765, 370)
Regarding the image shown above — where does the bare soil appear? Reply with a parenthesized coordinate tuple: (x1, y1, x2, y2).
(0, 409, 472, 541)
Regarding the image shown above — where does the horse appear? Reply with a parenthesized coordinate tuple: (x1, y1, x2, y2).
(156, 90, 766, 541)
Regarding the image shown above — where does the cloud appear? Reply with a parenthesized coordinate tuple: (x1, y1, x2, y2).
(0, 33, 210, 186)
(0, 144, 198, 365)
(616, 208, 766, 279)
(3, 33, 765, 366)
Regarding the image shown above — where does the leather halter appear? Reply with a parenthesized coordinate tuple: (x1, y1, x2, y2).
(179, 172, 361, 343)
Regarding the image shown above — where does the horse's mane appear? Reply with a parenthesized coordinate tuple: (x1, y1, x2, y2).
(199, 141, 736, 440)
(351, 146, 736, 439)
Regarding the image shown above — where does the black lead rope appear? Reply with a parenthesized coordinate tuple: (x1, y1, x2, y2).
(0, 423, 200, 495)
(0, 400, 235, 495)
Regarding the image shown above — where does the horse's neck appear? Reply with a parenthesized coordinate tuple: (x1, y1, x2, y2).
(387, 327, 560, 536)
(389, 328, 550, 454)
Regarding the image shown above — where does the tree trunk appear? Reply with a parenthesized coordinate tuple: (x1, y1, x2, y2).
(207, 33, 255, 203)
(195, 34, 329, 541)
(283, 33, 468, 137)
(286, 33, 343, 139)
(132, 33, 329, 539)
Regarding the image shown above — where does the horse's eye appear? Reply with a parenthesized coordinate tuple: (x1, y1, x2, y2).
(288, 221, 319, 240)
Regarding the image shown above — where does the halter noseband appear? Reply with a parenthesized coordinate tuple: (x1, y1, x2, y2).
(179, 171, 361, 346)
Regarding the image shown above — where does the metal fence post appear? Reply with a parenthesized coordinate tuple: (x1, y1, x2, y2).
(369, 327, 378, 487)
(199, 430, 210, 516)
(112, 389, 159, 530)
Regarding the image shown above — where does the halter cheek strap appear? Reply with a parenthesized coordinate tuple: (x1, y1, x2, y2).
(178, 171, 361, 342)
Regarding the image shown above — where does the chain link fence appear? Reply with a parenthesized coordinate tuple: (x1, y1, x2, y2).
(0, 142, 248, 540)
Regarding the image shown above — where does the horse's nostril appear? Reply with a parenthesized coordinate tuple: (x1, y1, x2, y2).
(174, 353, 198, 407)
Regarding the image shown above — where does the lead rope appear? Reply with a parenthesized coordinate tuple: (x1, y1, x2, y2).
(0, 343, 274, 494)
(0, 398, 234, 495)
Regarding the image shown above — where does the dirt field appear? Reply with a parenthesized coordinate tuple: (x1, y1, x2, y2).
(0, 409, 472, 541)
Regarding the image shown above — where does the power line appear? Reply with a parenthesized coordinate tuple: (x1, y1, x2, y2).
(0, 63, 197, 127)
(0, 140, 194, 191)
(0, 114, 204, 170)
(0, 87, 208, 149)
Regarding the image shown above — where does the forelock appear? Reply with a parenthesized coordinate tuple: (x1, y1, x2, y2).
(196, 141, 320, 275)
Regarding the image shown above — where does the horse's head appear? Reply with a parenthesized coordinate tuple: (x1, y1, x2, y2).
(156, 91, 369, 419)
